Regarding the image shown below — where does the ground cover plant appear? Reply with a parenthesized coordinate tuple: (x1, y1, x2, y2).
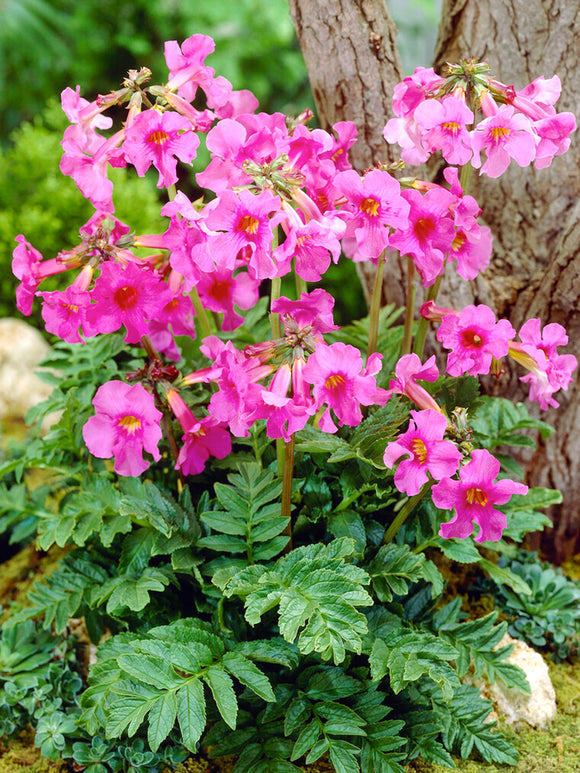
(1, 35, 578, 773)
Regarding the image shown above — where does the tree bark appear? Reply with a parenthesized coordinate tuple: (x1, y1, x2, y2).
(288, 0, 580, 560)
(287, 0, 405, 304)
(432, 0, 580, 561)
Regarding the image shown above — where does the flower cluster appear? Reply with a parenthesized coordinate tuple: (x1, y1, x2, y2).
(384, 60, 577, 177)
(11, 37, 577, 547)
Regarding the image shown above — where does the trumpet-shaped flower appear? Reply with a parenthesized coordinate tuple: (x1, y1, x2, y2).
(123, 109, 200, 189)
(432, 449, 528, 542)
(437, 305, 515, 377)
(383, 409, 462, 495)
(83, 381, 163, 477)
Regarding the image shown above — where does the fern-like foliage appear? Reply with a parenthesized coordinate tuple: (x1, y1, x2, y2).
(199, 462, 288, 563)
(217, 538, 372, 664)
(79, 619, 275, 753)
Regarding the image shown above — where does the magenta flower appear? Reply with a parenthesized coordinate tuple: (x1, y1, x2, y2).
(204, 188, 284, 280)
(83, 381, 163, 477)
(389, 187, 456, 286)
(272, 289, 339, 336)
(437, 305, 516, 377)
(334, 169, 410, 261)
(471, 104, 537, 178)
(165, 34, 218, 102)
(383, 409, 462, 495)
(197, 267, 260, 331)
(386, 354, 442, 413)
(432, 449, 528, 543)
(509, 318, 577, 409)
(414, 96, 474, 165)
(166, 390, 231, 476)
(84, 261, 172, 343)
(38, 286, 91, 343)
(302, 343, 387, 432)
(123, 109, 200, 189)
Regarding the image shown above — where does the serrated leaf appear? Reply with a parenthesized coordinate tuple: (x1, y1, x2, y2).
(117, 654, 182, 690)
(478, 558, 532, 595)
(222, 652, 275, 702)
(291, 720, 321, 761)
(177, 679, 206, 752)
(147, 690, 177, 751)
(204, 666, 238, 729)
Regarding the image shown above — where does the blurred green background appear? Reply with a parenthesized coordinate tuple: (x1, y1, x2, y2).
(0, 0, 440, 322)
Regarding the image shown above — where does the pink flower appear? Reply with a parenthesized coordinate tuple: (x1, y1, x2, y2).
(204, 188, 284, 280)
(334, 169, 410, 261)
(272, 289, 339, 336)
(166, 390, 231, 475)
(509, 318, 577, 409)
(385, 354, 442, 413)
(196, 268, 260, 331)
(383, 409, 462, 495)
(471, 104, 537, 178)
(437, 305, 515, 377)
(413, 96, 474, 165)
(38, 286, 91, 343)
(301, 343, 387, 432)
(165, 35, 217, 102)
(83, 381, 163, 477)
(389, 187, 456, 286)
(123, 109, 200, 189)
(84, 262, 172, 343)
(432, 449, 528, 543)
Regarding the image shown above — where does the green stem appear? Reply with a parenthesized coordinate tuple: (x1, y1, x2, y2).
(280, 434, 295, 553)
(459, 161, 472, 194)
(190, 286, 212, 339)
(402, 256, 416, 355)
(366, 250, 387, 359)
(270, 276, 282, 339)
(412, 273, 444, 359)
(295, 270, 307, 298)
(382, 480, 434, 544)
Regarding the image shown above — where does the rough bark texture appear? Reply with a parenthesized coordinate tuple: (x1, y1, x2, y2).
(432, 0, 580, 561)
(288, 0, 580, 560)
(287, 0, 404, 305)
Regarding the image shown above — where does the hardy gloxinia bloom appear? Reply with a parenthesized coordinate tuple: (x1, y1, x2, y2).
(82, 381, 163, 477)
(436, 304, 516, 377)
(302, 342, 387, 432)
(383, 409, 462, 495)
(471, 101, 537, 178)
(413, 95, 475, 165)
(123, 109, 200, 189)
(385, 354, 442, 413)
(509, 318, 577, 409)
(84, 261, 173, 343)
(432, 449, 528, 542)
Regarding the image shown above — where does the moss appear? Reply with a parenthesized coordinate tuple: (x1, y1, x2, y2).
(0, 732, 65, 772)
(425, 660, 580, 772)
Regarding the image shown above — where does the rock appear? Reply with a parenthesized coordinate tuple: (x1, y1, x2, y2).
(0, 318, 53, 421)
(478, 633, 557, 729)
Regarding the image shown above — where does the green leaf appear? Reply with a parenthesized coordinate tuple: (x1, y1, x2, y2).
(147, 690, 177, 751)
(438, 538, 481, 563)
(367, 544, 426, 602)
(203, 666, 238, 729)
(478, 558, 532, 596)
(177, 678, 206, 752)
(222, 652, 275, 702)
(291, 720, 321, 761)
(116, 654, 182, 690)
(328, 740, 361, 773)
(499, 487, 561, 541)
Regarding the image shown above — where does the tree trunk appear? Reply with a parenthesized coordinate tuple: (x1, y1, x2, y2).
(288, 0, 580, 561)
(287, 0, 405, 304)
(432, 0, 580, 562)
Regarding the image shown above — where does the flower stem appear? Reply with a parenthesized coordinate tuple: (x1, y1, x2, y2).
(382, 480, 434, 544)
(295, 270, 307, 298)
(402, 256, 416, 355)
(281, 434, 295, 553)
(190, 286, 212, 339)
(366, 250, 387, 359)
(412, 273, 444, 359)
(270, 276, 282, 339)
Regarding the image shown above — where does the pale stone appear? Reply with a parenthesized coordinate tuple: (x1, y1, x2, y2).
(0, 319, 53, 421)
(477, 633, 557, 729)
